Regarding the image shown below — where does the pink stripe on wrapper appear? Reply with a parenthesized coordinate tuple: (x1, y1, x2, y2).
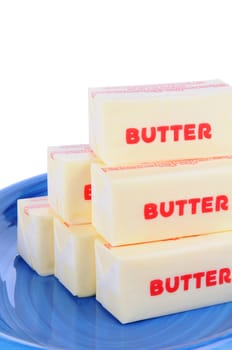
(50, 145, 92, 160)
(24, 203, 50, 216)
(91, 82, 230, 98)
(101, 155, 232, 173)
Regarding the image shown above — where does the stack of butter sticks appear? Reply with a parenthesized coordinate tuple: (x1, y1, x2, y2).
(17, 79, 232, 324)
(18, 144, 98, 297)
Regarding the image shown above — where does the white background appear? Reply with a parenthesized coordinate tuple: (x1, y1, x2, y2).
(0, 0, 232, 189)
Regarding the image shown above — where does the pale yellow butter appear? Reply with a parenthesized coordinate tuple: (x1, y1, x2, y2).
(92, 156, 232, 245)
(54, 217, 99, 297)
(95, 231, 232, 323)
(89, 79, 232, 164)
(17, 196, 54, 276)
(47, 144, 97, 224)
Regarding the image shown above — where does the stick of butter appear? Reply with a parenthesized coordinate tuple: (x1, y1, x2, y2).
(48, 144, 97, 224)
(95, 231, 232, 323)
(89, 79, 232, 164)
(17, 196, 54, 276)
(92, 156, 232, 245)
(54, 217, 99, 297)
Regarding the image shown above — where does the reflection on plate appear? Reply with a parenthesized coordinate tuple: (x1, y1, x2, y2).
(1, 175, 232, 349)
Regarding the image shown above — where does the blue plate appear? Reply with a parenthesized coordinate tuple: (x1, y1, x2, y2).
(1, 175, 232, 349)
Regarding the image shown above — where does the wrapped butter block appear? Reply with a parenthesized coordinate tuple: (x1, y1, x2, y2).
(92, 155, 232, 245)
(48, 144, 97, 224)
(95, 231, 232, 323)
(54, 217, 99, 297)
(17, 196, 54, 276)
(89, 79, 232, 164)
